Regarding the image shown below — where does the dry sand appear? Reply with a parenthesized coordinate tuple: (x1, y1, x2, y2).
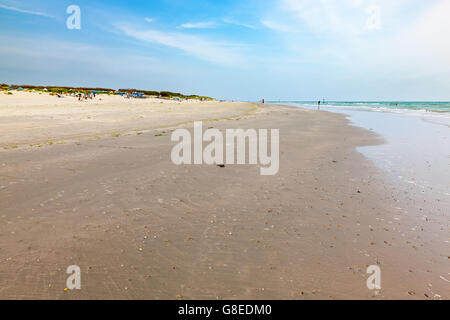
(0, 91, 256, 147)
(0, 92, 448, 299)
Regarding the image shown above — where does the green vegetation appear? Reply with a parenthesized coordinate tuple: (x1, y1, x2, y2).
(120, 89, 160, 96)
(159, 91, 213, 100)
(6, 85, 115, 94)
(3, 145, 18, 150)
(154, 131, 168, 136)
(119, 89, 213, 100)
(2, 84, 215, 100)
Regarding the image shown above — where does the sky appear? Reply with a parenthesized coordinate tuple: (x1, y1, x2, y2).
(1, 0, 450, 101)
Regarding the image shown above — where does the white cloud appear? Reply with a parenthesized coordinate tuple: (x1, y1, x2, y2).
(261, 0, 419, 38)
(116, 24, 244, 66)
(384, 0, 450, 74)
(259, 0, 450, 93)
(0, 4, 54, 18)
(277, 0, 387, 36)
(223, 18, 257, 30)
(179, 21, 216, 29)
(261, 19, 297, 33)
(144, 17, 155, 23)
(0, 35, 161, 78)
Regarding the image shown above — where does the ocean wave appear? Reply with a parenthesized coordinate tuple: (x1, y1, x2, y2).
(279, 101, 450, 125)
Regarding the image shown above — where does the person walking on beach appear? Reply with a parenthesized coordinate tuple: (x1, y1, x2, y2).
(318, 100, 321, 110)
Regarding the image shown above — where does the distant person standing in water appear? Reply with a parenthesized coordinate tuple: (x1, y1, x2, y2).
(318, 100, 321, 110)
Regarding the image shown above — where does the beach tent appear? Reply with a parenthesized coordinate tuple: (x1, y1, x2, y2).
(17, 87, 24, 90)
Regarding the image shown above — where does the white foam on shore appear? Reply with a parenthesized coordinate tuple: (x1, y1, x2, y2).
(280, 101, 450, 127)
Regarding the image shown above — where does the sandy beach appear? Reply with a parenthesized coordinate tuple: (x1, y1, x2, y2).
(0, 92, 448, 299)
(0, 92, 256, 148)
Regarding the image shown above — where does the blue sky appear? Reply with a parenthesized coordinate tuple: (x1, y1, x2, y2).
(1, 0, 450, 101)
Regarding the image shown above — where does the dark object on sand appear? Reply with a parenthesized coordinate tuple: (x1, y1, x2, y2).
(217, 164, 225, 168)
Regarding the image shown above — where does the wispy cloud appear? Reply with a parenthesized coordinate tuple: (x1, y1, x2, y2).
(144, 17, 155, 23)
(0, 35, 168, 89)
(263, 0, 397, 37)
(0, 4, 54, 18)
(178, 21, 216, 29)
(261, 19, 297, 33)
(116, 24, 244, 66)
(222, 18, 257, 30)
(263, 0, 450, 80)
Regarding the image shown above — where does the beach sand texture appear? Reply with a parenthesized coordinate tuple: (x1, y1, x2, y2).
(0, 92, 448, 299)
(0, 91, 256, 147)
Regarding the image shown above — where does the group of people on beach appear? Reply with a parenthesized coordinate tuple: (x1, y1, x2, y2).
(77, 92, 96, 101)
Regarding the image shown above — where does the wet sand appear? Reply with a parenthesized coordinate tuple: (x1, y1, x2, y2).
(0, 93, 448, 299)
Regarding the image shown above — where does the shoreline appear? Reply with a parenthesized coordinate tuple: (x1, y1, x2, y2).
(284, 101, 450, 202)
(0, 94, 448, 299)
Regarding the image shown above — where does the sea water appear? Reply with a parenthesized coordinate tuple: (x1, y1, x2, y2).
(273, 101, 450, 200)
